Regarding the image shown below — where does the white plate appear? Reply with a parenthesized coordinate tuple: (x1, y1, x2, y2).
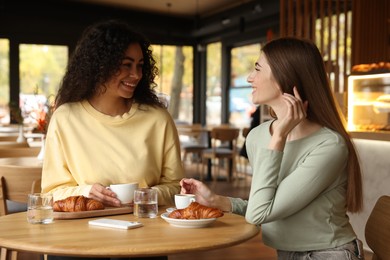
(160, 212, 217, 228)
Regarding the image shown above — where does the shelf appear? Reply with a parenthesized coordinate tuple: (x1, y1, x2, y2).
(350, 131, 390, 141)
(348, 73, 390, 141)
(351, 101, 374, 106)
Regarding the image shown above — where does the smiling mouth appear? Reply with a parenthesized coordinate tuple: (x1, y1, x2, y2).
(122, 81, 136, 88)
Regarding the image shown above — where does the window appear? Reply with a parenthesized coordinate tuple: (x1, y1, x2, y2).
(206, 42, 222, 125)
(315, 11, 352, 93)
(229, 43, 260, 128)
(152, 45, 193, 124)
(0, 38, 10, 124)
(19, 44, 68, 125)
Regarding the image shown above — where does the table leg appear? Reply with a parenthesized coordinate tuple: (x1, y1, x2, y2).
(206, 130, 213, 181)
(0, 248, 7, 260)
(206, 159, 212, 181)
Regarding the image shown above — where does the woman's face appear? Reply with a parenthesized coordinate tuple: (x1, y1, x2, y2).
(105, 43, 144, 99)
(247, 54, 281, 105)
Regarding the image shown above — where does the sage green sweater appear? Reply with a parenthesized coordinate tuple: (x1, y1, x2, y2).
(230, 120, 357, 251)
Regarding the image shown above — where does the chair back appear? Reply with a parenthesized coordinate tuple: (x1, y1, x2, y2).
(365, 195, 390, 260)
(0, 147, 40, 158)
(176, 123, 203, 137)
(177, 124, 208, 147)
(176, 123, 202, 130)
(209, 127, 240, 154)
(242, 127, 250, 138)
(0, 165, 42, 216)
(201, 127, 240, 181)
(210, 127, 240, 144)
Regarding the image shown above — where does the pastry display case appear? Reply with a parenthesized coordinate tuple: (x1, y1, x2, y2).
(347, 73, 390, 140)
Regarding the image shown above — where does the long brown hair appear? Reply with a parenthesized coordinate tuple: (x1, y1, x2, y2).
(262, 37, 362, 213)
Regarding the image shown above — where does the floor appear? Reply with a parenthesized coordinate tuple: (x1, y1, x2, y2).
(168, 161, 373, 260)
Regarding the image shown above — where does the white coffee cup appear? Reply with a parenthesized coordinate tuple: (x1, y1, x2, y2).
(175, 194, 196, 209)
(109, 182, 139, 204)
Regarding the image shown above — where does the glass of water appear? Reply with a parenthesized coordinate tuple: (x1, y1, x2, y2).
(133, 188, 158, 218)
(27, 193, 54, 224)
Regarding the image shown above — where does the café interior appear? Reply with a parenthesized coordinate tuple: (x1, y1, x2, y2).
(0, 0, 389, 259)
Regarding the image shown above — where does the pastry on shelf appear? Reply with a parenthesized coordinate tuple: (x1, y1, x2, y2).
(352, 62, 390, 74)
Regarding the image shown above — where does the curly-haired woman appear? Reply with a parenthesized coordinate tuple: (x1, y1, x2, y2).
(42, 20, 184, 214)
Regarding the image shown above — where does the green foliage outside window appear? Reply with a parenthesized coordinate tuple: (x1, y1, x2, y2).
(0, 39, 10, 106)
(19, 44, 68, 97)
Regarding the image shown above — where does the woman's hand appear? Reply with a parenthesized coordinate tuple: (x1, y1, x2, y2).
(275, 87, 308, 137)
(270, 87, 308, 151)
(180, 178, 215, 207)
(180, 178, 232, 212)
(88, 183, 121, 207)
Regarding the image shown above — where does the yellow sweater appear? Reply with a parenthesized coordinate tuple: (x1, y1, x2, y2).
(42, 100, 184, 206)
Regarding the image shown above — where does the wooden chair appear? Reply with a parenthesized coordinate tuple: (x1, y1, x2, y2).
(365, 195, 390, 260)
(0, 165, 43, 260)
(242, 127, 250, 139)
(201, 127, 240, 181)
(0, 166, 42, 216)
(177, 124, 208, 177)
(0, 147, 40, 158)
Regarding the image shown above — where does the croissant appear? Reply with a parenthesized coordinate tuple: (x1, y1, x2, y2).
(53, 195, 105, 212)
(168, 202, 224, 219)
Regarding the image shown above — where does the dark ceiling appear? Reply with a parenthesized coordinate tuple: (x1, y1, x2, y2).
(70, 0, 257, 18)
(0, 0, 279, 46)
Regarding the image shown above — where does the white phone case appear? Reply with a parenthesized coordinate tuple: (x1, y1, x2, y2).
(88, 218, 143, 230)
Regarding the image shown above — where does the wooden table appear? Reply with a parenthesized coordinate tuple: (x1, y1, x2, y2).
(0, 157, 42, 168)
(0, 141, 29, 148)
(0, 210, 259, 258)
(0, 126, 19, 133)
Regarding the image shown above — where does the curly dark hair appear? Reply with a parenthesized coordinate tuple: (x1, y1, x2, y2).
(55, 20, 163, 108)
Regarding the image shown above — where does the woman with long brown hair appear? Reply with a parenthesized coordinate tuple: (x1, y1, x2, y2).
(180, 37, 364, 259)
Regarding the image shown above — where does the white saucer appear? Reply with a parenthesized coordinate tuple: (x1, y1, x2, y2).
(160, 212, 217, 228)
(166, 207, 176, 213)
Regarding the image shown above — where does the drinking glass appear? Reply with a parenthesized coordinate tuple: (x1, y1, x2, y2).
(133, 188, 158, 218)
(27, 193, 53, 224)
